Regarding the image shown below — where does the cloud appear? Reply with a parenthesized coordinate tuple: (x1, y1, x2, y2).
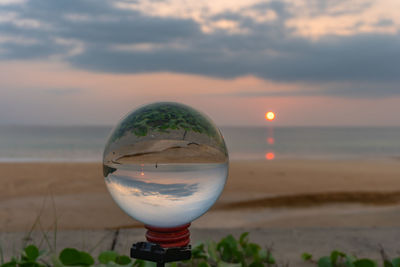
(304, 0, 372, 17)
(109, 175, 199, 199)
(67, 32, 400, 84)
(0, 0, 399, 97)
(0, 0, 26, 5)
(374, 18, 394, 27)
(226, 82, 400, 98)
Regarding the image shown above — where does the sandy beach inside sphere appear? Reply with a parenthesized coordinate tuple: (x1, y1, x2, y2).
(106, 139, 228, 164)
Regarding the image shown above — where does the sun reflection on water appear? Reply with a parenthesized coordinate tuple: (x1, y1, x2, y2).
(265, 152, 275, 160)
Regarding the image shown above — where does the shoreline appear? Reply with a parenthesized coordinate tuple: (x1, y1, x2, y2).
(1, 155, 400, 163)
(1, 159, 400, 231)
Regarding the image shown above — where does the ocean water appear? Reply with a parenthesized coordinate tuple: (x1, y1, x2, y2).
(0, 125, 108, 162)
(104, 162, 228, 227)
(0, 125, 399, 162)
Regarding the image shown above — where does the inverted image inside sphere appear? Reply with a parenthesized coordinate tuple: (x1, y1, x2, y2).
(102, 102, 229, 227)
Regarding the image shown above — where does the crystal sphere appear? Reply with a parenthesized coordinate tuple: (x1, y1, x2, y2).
(103, 102, 229, 227)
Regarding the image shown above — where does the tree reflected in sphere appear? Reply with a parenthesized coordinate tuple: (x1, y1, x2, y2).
(103, 102, 229, 227)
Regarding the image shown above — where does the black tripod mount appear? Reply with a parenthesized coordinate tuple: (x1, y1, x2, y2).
(131, 242, 191, 267)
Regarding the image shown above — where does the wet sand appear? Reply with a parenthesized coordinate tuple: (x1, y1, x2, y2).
(1, 160, 400, 231)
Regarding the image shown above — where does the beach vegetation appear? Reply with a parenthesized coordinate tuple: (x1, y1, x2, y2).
(1, 233, 399, 267)
(185, 232, 276, 266)
(0, 244, 46, 267)
(302, 250, 400, 267)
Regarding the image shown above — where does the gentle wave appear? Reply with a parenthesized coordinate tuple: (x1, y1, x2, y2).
(0, 157, 101, 163)
(1, 125, 399, 162)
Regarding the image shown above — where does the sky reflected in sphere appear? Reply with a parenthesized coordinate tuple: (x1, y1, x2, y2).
(103, 102, 229, 227)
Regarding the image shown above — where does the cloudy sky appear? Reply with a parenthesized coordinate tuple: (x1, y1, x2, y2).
(0, 0, 399, 126)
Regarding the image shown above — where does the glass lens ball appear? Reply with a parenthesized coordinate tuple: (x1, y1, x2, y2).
(103, 102, 229, 227)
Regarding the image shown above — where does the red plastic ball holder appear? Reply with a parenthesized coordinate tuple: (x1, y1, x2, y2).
(130, 223, 192, 267)
(145, 223, 190, 248)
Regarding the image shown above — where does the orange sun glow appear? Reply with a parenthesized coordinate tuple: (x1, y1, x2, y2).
(265, 111, 275, 121)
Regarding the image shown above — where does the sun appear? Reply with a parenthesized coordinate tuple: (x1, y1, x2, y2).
(265, 111, 275, 121)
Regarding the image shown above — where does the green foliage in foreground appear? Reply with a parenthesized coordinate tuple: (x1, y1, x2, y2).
(183, 232, 276, 267)
(301, 250, 400, 267)
(1, 233, 399, 267)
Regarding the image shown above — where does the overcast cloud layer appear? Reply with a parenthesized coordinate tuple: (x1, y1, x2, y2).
(0, 0, 399, 97)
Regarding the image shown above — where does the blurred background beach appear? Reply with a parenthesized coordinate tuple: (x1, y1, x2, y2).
(1, 125, 400, 231)
(2, 2, 400, 265)
(1, 0, 400, 234)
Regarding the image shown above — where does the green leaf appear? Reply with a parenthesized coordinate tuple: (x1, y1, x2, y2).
(59, 248, 81, 265)
(384, 260, 394, 267)
(331, 250, 347, 264)
(346, 254, 357, 264)
(59, 248, 94, 266)
(197, 262, 211, 267)
(239, 232, 249, 247)
(19, 262, 40, 267)
(79, 252, 95, 266)
(318, 256, 333, 267)
(393, 258, 400, 267)
(24, 245, 40, 261)
(244, 243, 260, 258)
(354, 259, 378, 267)
(258, 248, 267, 260)
(217, 235, 239, 262)
(207, 240, 218, 262)
(115, 256, 131, 265)
(266, 253, 276, 264)
(98, 251, 118, 264)
(1, 260, 17, 267)
(192, 243, 207, 260)
(219, 235, 237, 248)
(217, 261, 242, 267)
(133, 260, 156, 267)
(331, 250, 339, 264)
(258, 249, 275, 264)
(302, 252, 313, 261)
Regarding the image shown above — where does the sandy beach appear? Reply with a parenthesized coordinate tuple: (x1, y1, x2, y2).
(1, 160, 400, 231)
